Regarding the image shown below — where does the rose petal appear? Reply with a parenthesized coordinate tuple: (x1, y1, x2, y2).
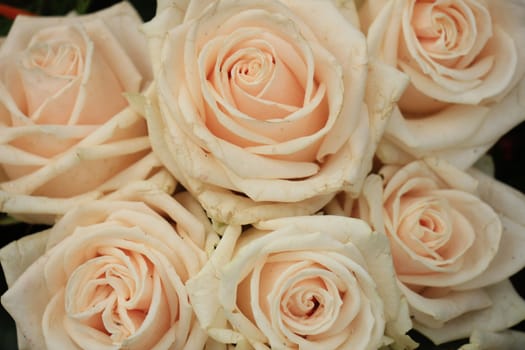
(455, 169, 525, 290)
(459, 329, 525, 350)
(414, 280, 525, 345)
(0, 229, 49, 287)
(399, 282, 492, 328)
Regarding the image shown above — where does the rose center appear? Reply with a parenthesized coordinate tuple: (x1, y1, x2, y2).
(279, 274, 339, 335)
(398, 197, 452, 259)
(65, 248, 154, 343)
(25, 41, 83, 77)
(234, 52, 273, 83)
(287, 290, 322, 319)
(411, 0, 472, 57)
(218, 38, 280, 99)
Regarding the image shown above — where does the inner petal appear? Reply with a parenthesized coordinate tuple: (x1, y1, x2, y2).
(270, 265, 343, 336)
(230, 46, 274, 92)
(65, 247, 154, 341)
(414, 3, 465, 51)
(19, 26, 86, 117)
(27, 42, 83, 77)
(283, 278, 325, 320)
(397, 197, 452, 260)
(412, 0, 474, 58)
(200, 27, 328, 152)
(210, 29, 305, 119)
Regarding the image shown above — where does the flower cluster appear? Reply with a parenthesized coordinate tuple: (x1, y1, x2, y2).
(1, 0, 525, 349)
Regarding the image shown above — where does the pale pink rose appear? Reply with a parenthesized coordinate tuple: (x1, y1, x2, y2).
(143, 0, 408, 224)
(359, 0, 525, 167)
(186, 216, 416, 350)
(325, 159, 525, 344)
(0, 189, 215, 350)
(0, 2, 167, 223)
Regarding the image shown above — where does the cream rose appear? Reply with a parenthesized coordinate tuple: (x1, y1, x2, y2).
(186, 216, 415, 350)
(0, 2, 167, 223)
(0, 187, 216, 350)
(326, 159, 525, 344)
(360, 0, 525, 167)
(143, 0, 408, 224)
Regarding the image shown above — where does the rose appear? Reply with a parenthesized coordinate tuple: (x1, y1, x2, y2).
(0, 2, 166, 223)
(143, 0, 408, 224)
(359, 0, 525, 167)
(326, 160, 525, 344)
(186, 216, 415, 350)
(0, 186, 218, 350)
(325, 159, 525, 344)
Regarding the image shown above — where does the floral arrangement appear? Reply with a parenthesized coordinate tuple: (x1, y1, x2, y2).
(0, 0, 524, 349)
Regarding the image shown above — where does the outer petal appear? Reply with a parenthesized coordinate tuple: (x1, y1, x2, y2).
(399, 283, 493, 328)
(455, 168, 525, 290)
(1, 241, 54, 349)
(0, 229, 52, 349)
(378, 76, 525, 168)
(459, 329, 525, 350)
(0, 229, 49, 287)
(414, 280, 525, 345)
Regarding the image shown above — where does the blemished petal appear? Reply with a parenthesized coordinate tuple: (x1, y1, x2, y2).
(200, 187, 334, 226)
(1, 245, 55, 349)
(0, 229, 50, 287)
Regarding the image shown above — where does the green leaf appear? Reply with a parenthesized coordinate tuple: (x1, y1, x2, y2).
(75, 0, 91, 14)
(0, 214, 18, 226)
(0, 17, 13, 36)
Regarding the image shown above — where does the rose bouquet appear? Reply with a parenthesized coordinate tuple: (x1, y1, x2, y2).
(0, 0, 524, 349)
